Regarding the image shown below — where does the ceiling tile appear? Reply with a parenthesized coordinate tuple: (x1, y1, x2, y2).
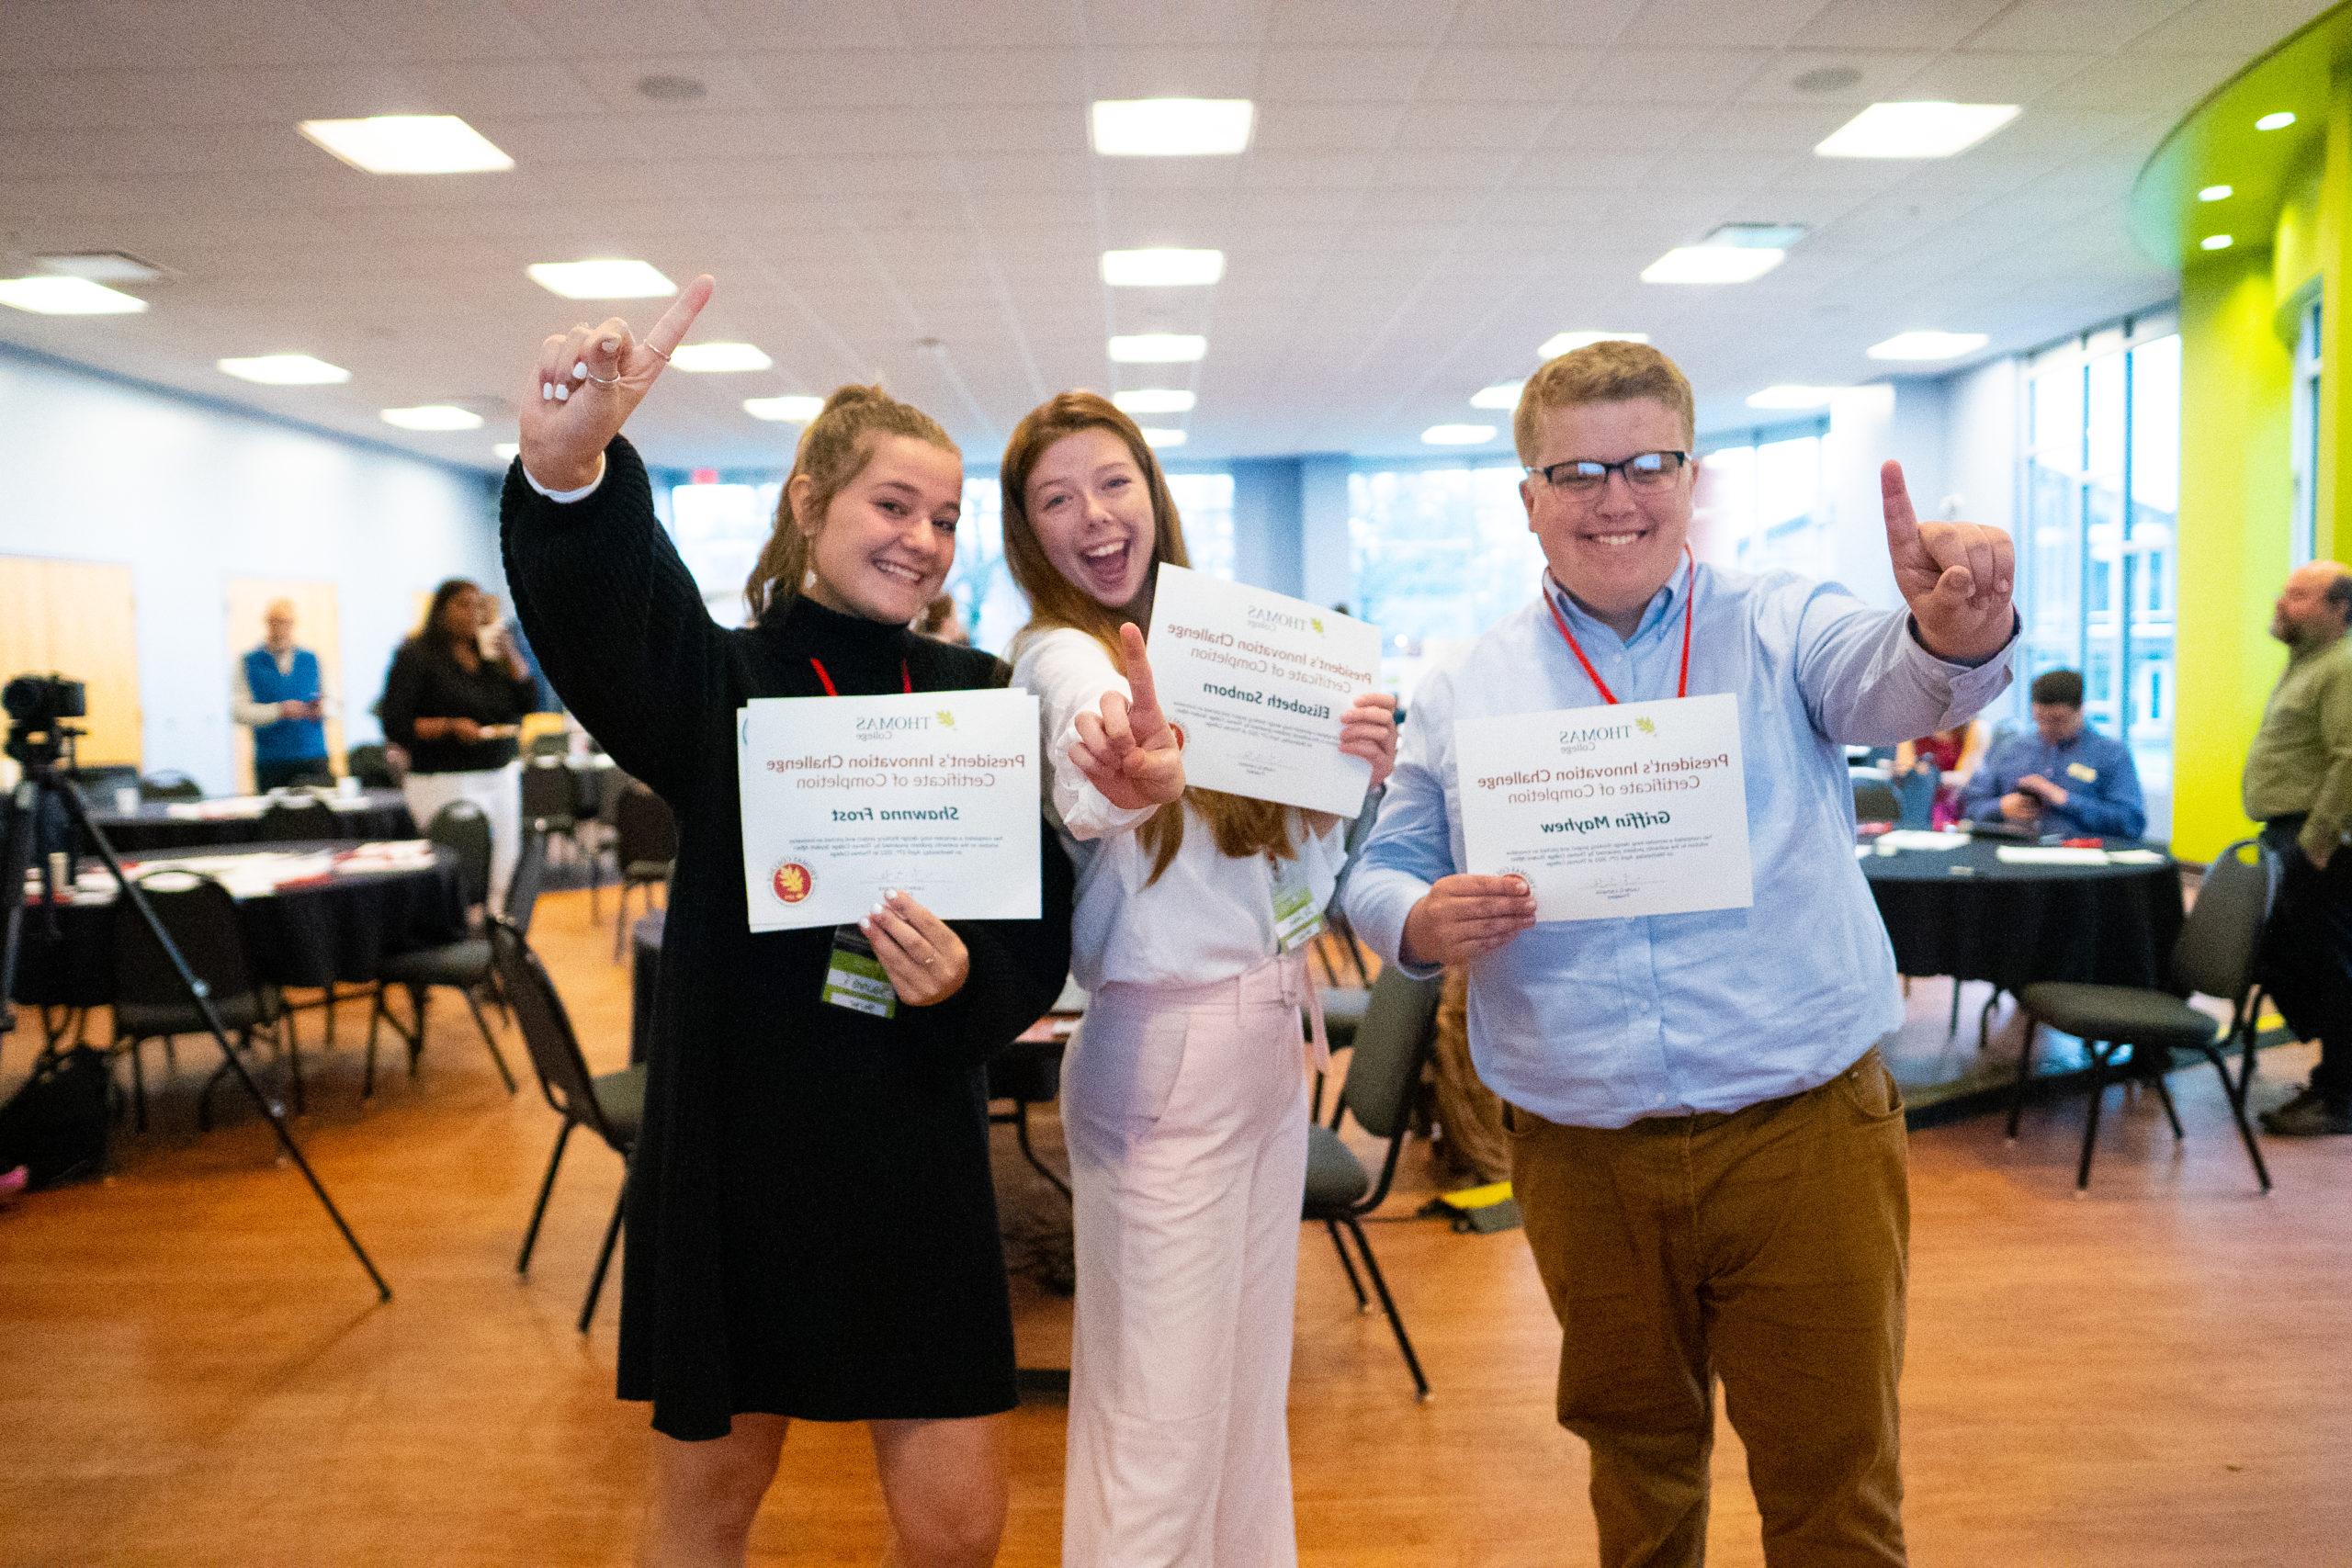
(1572, 49, 1772, 104)
(1738, 50, 1936, 104)
(1266, 0, 1453, 44)
(1792, 0, 2013, 50)
(1392, 100, 1555, 152)
(2125, 0, 2338, 56)
(1258, 46, 1429, 101)
(1083, 0, 1274, 46)
(1414, 46, 1604, 102)
(1447, 0, 1652, 46)
(1088, 45, 1264, 99)
(1626, 0, 1837, 48)
(1960, 0, 2198, 54)
(1252, 102, 1411, 152)
(502, 0, 729, 55)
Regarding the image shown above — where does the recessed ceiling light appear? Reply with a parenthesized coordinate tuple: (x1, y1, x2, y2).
(1422, 423, 1496, 446)
(2256, 111, 2296, 130)
(34, 252, 164, 283)
(526, 259, 676, 299)
(2201, 234, 2234, 251)
(1114, 389, 1196, 414)
(669, 342, 773, 373)
(1470, 381, 1522, 410)
(1642, 245, 1784, 284)
(218, 354, 350, 385)
(1705, 222, 1807, 250)
(1109, 333, 1206, 364)
(0, 276, 148, 314)
(636, 73, 707, 103)
(1539, 331, 1648, 357)
(1747, 384, 1847, 410)
(299, 115, 514, 175)
(1141, 427, 1188, 448)
(1866, 330, 1987, 361)
(1815, 101, 2020, 159)
(1091, 98, 1255, 156)
(1101, 248, 1226, 288)
(381, 404, 483, 431)
(1792, 64, 1862, 95)
(2199, 184, 2233, 202)
(744, 395, 824, 423)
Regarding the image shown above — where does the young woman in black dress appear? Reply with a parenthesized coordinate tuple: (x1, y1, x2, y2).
(503, 276, 1074, 1568)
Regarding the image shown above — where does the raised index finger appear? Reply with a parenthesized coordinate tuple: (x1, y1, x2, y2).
(1118, 622, 1167, 731)
(1880, 459, 1920, 548)
(643, 273, 716, 359)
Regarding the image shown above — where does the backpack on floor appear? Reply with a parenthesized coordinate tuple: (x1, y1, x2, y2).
(0, 1043, 112, 1188)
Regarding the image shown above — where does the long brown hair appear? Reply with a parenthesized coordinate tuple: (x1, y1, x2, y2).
(1001, 391, 1297, 881)
(413, 578, 480, 658)
(743, 385, 959, 624)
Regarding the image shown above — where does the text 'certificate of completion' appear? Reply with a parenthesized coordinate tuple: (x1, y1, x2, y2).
(1455, 694, 1755, 922)
(1146, 564, 1384, 817)
(736, 688, 1042, 933)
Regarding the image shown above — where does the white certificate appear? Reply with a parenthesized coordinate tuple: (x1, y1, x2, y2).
(735, 688, 1042, 932)
(1455, 694, 1755, 922)
(1145, 564, 1384, 817)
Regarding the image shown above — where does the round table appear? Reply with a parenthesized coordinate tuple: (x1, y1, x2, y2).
(83, 790, 418, 854)
(8, 840, 467, 1009)
(1861, 836, 2185, 993)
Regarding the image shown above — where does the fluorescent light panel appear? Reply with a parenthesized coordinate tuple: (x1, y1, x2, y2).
(1642, 245, 1783, 284)
(1815, 101, 2019, 159)
(219, 354, 350, 385)
(0, 276, 148, 313)
(526, 259, 676, 299)
(1471, 381, 1522, 410)
(1113, 389, 1195, 414)
(669, 342, 772, 372)
(300, 115, 513, 175)
(1422, 423, 1496, 446)
(745, 395, 824, 423)
(1539, 331, 1647, 357)
(1140, 427, 1187, 448)
(1747, 384, 1846, 411)
(1102, 248, 1225, 287)
(2199, 185, 2233, 201)
(2201, 234, 2233, 251)
(1109, 333, 1206, 364)
(1091, 98, 1254, 156)
(1866, 331, 1987, 361)
(381, 404, 483, 431)
(2256, 111, 2296, 130)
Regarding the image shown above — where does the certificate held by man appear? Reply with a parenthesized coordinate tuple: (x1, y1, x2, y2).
(736, 688, 1042, 932)
(1145, 564, 1385, 816)
(1455, 694, 1755, 921)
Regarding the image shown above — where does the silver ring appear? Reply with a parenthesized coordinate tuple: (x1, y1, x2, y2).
(582, 368, 621, 386)
(641, 344, 670, 364)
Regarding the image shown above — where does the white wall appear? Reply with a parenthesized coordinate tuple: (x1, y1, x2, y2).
(0, 348, 503, 792)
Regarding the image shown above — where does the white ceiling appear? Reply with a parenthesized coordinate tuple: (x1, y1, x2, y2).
(0, 0, 2328, 474)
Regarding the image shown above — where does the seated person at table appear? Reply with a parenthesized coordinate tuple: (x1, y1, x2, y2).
(1958, 669, 2144, 839)
(233, 599, 331, 792)
(1894, 718, 1987, 829)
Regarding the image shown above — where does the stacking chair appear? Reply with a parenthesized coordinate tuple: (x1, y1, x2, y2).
(1852, 776, 1903, 824)
(262, 795, 338, 840)
(109, 872, 293, 1131)
(521, 757, 600, 902)
(489, 919, 643, 1333)
(364, 801, 518, 1097)
(345, 743, 398, 789)
(2012, 838, 2279, 1194)
(610, 783, 676, 961)
(1303, 965, 1444, 1399)
(137, 771, 203, 803)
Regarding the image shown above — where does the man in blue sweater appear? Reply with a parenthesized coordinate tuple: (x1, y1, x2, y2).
(1958, 668, 2145, 839)
(233, 599, 331, 791)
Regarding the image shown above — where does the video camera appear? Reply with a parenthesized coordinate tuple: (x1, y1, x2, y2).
(4, 671, 87, 768)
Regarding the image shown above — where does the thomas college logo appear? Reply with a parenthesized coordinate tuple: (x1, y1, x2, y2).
(772, 863, 813, 904)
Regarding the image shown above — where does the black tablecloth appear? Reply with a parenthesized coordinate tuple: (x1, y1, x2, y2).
(82, 790, 417, 854)
(1863, 837, 2185, 993)
(9, 841, 467, 1008)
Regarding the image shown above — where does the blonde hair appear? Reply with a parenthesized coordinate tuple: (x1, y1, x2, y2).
(1513, 341, 1696, 464)
(1001, 391, 1299, 882)
(743, 385, 959, 624)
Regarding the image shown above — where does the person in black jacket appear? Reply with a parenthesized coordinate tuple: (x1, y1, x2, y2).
(503, 275, 1073, 1568)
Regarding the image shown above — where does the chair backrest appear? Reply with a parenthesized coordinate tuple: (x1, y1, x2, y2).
(487, 919, 624, 1146)
(527, 731, 571, 759)
(263, 796, 339, 840)
(138, 771, 203, 802)
(69, 764, 142, 808)
(2171, 838, 2278, 1004)
(614, 783, 676, 869)
(519, 758, 575, 829)
(111, 872, 260, 1012)
(345, 743, 397, 788)
(426, 800, 494, 908)
(505, 827, 549, 940)
(1852, 777, 1903, 824)
(1337, 967, 1444, 1140)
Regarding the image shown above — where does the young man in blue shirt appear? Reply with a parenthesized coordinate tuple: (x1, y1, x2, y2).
(1955, 668, 2146, 839)
(1345, 341, 2016, 1567)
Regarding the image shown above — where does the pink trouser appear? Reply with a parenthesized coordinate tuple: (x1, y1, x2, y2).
(1062, 954, 1314, 1568)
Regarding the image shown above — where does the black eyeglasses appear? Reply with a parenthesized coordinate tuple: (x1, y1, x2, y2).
(1529, 450, 1691, 494)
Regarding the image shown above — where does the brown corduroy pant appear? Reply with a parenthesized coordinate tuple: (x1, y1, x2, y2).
(1507, 1047, 1910, 1568)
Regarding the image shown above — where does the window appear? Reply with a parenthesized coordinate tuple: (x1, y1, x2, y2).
(1167, 471, 1237, 581)
(2018, 310, 2180, 829)
(2292, 295, 2323, 568)
(1347, 463, 1544, 697)
(1694, 423, 1828, 577)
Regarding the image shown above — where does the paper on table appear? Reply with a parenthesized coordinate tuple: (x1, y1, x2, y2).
(1995, 845, 2111, 865)
(1877, 830, 1967, 852)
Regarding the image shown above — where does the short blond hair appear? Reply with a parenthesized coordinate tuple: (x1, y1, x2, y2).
(1513, 341, 1696, 464)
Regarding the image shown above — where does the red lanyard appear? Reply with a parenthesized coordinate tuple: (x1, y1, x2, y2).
(808, 658, 910, 697)
(1543, 548, 1696, 705)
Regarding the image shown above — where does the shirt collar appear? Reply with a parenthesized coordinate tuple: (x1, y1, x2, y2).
(1543, 558, 1692, 649)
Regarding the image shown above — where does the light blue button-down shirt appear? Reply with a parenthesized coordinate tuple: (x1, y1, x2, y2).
(1343, 562, 2015, 1129)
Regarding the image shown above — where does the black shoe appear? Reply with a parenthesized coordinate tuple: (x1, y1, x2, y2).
(2260, 1097, 2352, 1136)
(2263, 1085, 2326, 1121)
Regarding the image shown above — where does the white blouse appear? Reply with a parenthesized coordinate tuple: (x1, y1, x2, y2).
(1012, 626, 1347, 992)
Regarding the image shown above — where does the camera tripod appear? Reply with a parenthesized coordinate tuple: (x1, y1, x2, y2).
(0, 724, 390, 1302)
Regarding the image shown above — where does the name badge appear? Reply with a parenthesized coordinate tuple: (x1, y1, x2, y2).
(821, 925, 898, 1018)
(2066, 761, 2098, 783)
(1272, 855, 1326, 953)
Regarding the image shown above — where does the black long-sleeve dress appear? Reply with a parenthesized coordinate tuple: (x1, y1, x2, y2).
(502, 437, 1075, 1440)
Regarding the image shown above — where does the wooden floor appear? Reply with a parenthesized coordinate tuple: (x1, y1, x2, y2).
(3, 886, 2349, 1566)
